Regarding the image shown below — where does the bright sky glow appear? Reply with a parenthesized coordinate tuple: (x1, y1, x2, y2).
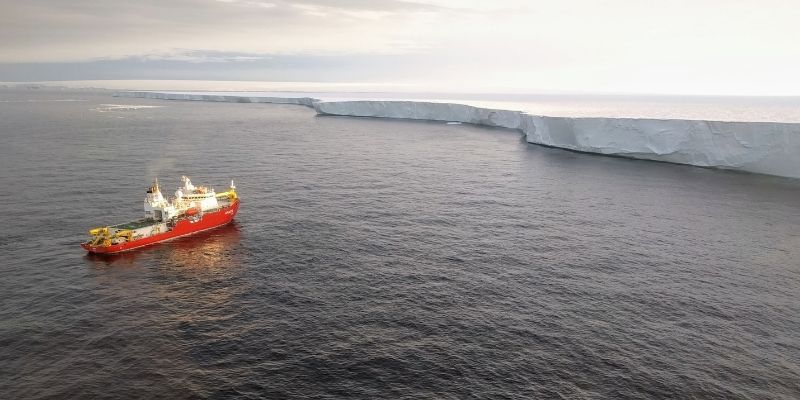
(1, 0, 799, 95)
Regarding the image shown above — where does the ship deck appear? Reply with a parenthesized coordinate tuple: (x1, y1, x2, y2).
(112, 219, 158, 230)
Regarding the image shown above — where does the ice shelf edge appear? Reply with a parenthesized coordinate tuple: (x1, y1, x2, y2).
(116, 91, 800, 179)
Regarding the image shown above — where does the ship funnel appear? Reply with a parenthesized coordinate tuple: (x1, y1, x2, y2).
(147, 177, 160, 194)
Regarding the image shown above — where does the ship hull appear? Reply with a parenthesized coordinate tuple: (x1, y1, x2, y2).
(82, 199, 240, 254)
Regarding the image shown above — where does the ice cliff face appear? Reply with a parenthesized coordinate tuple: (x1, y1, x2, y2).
(313, 100, 800, 178)
(116, 92, 800, 179)
(525, 116, 800, 177)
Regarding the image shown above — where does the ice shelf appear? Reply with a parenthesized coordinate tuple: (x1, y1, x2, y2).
(116, 91, 800, 179)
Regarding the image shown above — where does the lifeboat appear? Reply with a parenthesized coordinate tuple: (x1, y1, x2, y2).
(185, 207, 200, 216)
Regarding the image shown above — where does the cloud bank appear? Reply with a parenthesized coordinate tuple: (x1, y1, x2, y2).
(2, 0, 800, 94)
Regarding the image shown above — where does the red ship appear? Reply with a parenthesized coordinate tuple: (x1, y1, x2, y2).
(81, 176, 240, 254)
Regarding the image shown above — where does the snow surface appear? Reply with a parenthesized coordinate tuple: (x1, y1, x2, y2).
(116, 91, 800, 178)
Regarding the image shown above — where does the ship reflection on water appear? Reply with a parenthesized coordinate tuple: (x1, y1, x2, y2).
(164, 222, 242, 270)
(84, 222, 242, 269)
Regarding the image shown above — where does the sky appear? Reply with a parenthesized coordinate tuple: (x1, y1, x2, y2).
(1, 0, 799, 95)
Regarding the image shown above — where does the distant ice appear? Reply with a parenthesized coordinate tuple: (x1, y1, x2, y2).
(0, 99, 87, 103)
(92, 104, 164, 112)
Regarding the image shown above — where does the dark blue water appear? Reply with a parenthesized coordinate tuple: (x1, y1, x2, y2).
(1, 88, 799, 399)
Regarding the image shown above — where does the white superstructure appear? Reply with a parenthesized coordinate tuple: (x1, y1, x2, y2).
(144, 176, 219, 222)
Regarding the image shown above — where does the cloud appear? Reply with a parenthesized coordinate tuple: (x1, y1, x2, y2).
(216, 0, 277, 9)
(134, 49, 271, 63)
(0, 51, 420, 83)
(0, 0, 445, 63)
(276, 0, 440, 12)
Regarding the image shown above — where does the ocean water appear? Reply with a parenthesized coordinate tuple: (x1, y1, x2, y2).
(1, 87, 799, 399)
